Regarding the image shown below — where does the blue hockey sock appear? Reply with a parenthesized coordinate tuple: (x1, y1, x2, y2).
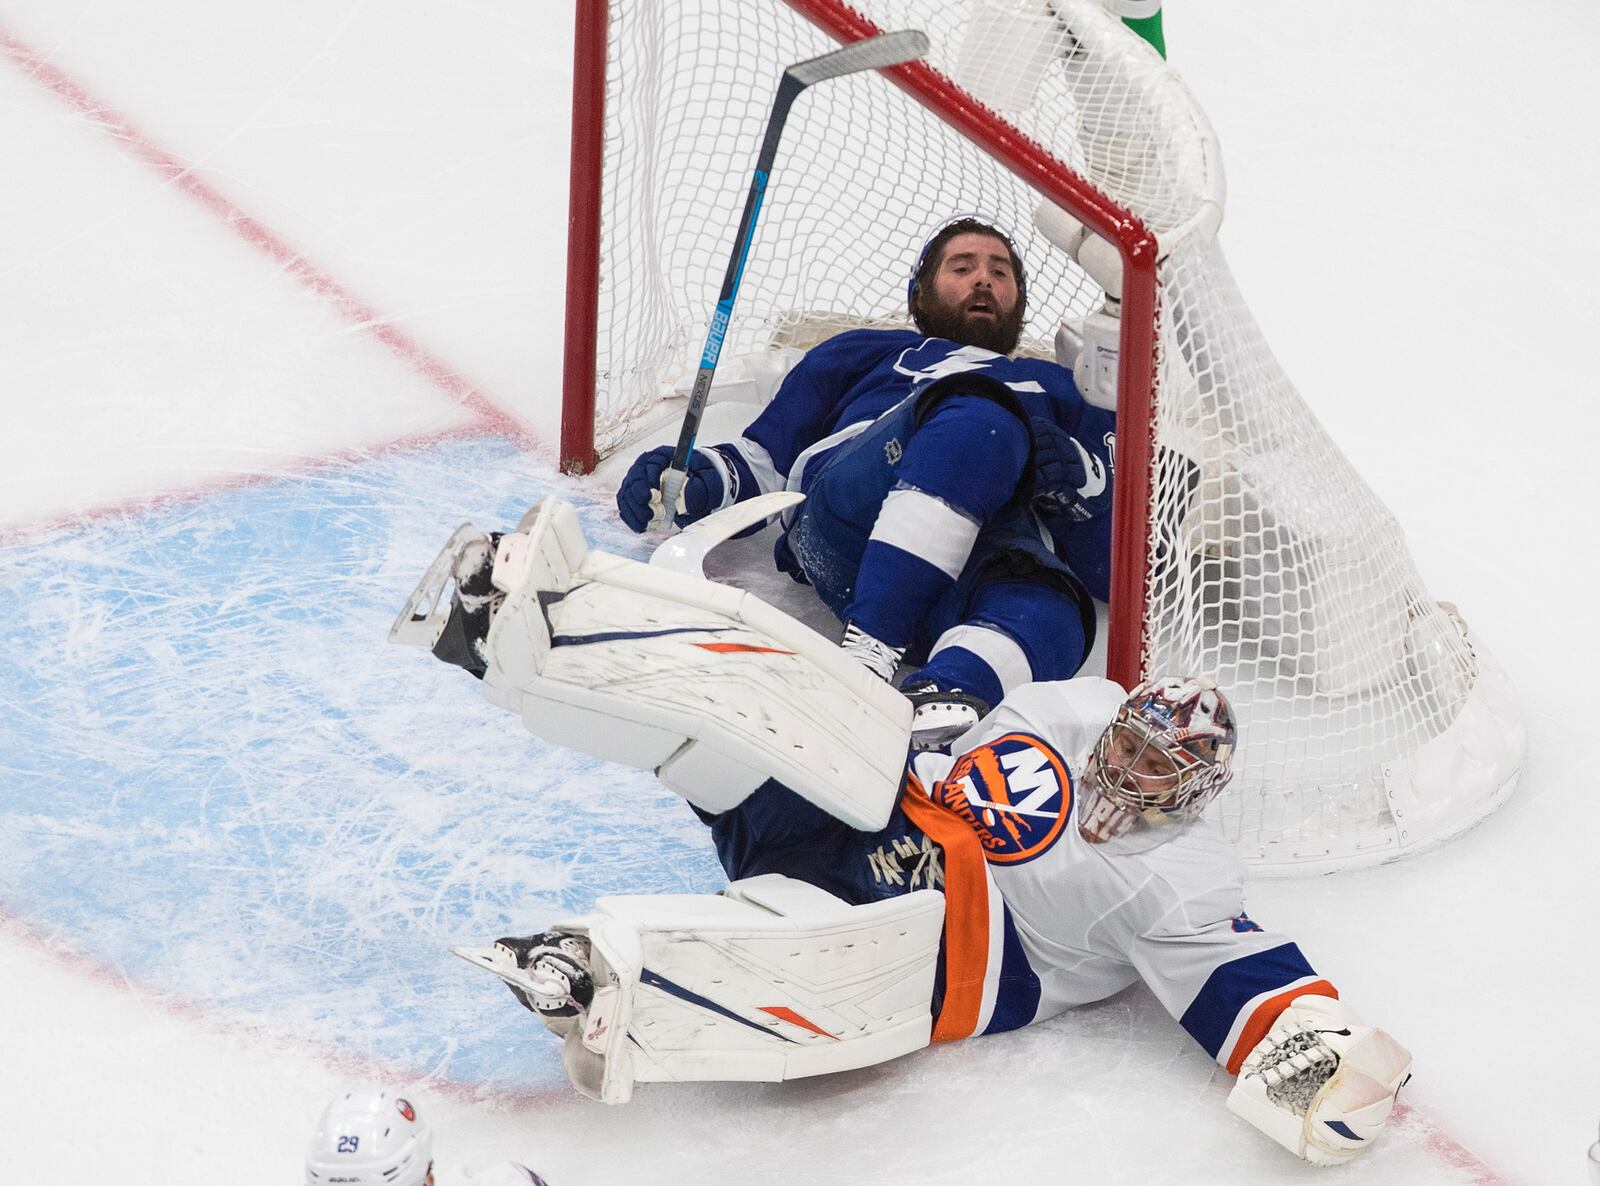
(905, 645, 1007, 709)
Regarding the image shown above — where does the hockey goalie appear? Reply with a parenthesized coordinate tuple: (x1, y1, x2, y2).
(390, 498, 1412, 1168)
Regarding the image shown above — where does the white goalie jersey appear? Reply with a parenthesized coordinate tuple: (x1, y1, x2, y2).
(905, 678, 1335, 1071)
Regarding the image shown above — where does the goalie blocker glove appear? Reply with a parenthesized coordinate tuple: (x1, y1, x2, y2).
(617, 444, 746, 533)
(1226, 994, 1413, 1167)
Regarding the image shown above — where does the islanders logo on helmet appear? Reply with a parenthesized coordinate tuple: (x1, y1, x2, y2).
(932, 732, 1072, 864)
(395, 1098, 416, 1123)
(907, 213, 1028, 308)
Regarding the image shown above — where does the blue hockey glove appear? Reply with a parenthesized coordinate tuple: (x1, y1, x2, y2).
(616, 445, 732, 533)
(1030, 416, 1111, 523)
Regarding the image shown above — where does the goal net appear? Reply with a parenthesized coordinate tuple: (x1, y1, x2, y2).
(561, 0, 1524, 873)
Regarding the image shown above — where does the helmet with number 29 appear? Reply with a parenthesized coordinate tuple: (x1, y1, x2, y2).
(305, 1088, 434, 1186)
(1079, 676, 1237, 848)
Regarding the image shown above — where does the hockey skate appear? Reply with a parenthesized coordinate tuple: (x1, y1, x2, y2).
(389, 525, 501, 677)
(453, 919, 635, 1103)
(454, 931, 596, 1022)
(901, 680, 989, 753)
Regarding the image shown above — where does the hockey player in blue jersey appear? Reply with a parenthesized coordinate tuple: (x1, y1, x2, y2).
(616, 216, 1116, 726)
(392, 501, 1415, 1170)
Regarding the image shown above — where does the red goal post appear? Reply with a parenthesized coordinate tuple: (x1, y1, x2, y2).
(557, 0, 1523, 873)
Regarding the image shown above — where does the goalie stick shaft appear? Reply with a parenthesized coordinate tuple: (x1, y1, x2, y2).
(652, 28, 930, 529)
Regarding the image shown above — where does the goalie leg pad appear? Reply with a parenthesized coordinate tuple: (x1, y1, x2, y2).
(1225, 995, 1413, 1166)
(480, 875, 946, 1104)
(476, 499, 912, 830)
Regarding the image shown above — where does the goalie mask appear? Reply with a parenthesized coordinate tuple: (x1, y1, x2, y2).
(305, 1088, 434, 1186)
(1078, 676, 1237, 851)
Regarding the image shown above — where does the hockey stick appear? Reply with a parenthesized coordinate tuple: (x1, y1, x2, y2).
(651, 28, 931, 529)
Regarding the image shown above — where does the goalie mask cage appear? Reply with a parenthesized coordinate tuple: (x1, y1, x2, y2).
(559, 0, 1524, 874)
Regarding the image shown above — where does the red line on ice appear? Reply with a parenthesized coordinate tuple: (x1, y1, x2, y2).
(0, 421, 500, 547)
(0, 906, 569, 1111)
(0, 22, 537, 453)
(0, 21, 567, 1114)
(1392, 1101, 1521, 1186)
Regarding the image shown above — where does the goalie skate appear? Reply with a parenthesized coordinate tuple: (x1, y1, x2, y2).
(452, 933, 596, 1021)
(389, 524, 502, 676)
(389, 524, 486, 648)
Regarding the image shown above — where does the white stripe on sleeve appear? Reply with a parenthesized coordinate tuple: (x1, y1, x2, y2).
(726, 436, 784, 495)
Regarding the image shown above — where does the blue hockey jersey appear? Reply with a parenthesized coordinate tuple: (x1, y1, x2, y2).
(726, 328, 1113, 493)
(716, 329, 1117, 615)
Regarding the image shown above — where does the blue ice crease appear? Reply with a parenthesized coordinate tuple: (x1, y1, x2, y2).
(0, 438, 725, 1089)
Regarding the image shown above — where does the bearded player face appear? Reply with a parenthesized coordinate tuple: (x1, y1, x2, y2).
(911, 230, 1026, 355)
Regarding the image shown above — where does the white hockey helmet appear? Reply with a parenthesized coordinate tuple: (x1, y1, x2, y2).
(1078, 675, 1237, 849)
(305, 1087, 434, 1186)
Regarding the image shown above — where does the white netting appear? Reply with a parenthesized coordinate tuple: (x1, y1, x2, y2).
(578, 0, 1522, 870)
(1146, 234, 1500, 867)
(590, 0, 1113, 456)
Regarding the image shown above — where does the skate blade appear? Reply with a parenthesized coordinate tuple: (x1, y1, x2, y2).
(450, 943, 514, 978)
(388, 524, 480, 647)
(450, 944, 545, 994)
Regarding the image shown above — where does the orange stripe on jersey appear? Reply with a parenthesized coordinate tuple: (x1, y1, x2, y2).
(694, 642, 795, 654)
(759, 1006, 838, 1039)
(1225, 979, 1340, 1074)
(900, 773, 991, 1043)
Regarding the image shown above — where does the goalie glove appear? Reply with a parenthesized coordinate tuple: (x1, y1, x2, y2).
(1226, 995, 1413, 1167)
(617, 444, 739, 533)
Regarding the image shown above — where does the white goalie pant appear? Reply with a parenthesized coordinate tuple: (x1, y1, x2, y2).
(480, 498, 912, 831)
(549, 874, 946, 1104)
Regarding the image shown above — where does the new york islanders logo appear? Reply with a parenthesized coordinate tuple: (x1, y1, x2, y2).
(932, 733, 1072, 864)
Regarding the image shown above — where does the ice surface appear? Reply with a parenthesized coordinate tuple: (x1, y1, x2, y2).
(1, 2, 1595, 1184)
